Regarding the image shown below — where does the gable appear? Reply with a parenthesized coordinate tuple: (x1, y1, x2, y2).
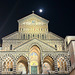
(14, 39, 56, 51)
(18, 13, 49, 33)
(18, 13, 49, 24)
(48, 32, 64, 40)
(2, 31, 19, 39)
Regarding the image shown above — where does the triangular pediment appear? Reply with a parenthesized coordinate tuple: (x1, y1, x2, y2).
(14, 39, 56, 51)
(17, 13, 49, 24)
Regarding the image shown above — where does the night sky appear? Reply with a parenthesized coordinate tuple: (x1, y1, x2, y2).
(0, 0, 75, 44)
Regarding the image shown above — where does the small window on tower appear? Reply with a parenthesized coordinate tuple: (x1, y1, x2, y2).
(10, 45, 12, 50)
(55, 45, 57, 50)
(42, 35, 44, 39)
(23, 34, 25, 39)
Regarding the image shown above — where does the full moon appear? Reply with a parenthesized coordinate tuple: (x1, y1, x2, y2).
(39, 9, 43, 13)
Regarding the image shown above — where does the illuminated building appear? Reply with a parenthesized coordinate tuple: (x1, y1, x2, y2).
(0, 12, 75, 75)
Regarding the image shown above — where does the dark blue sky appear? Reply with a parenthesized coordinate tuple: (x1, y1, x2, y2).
(0, 0, 75, 43)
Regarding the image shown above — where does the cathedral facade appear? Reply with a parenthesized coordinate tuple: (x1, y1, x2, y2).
(0, 12, 75, 75)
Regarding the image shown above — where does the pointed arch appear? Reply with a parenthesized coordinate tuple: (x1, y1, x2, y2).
(16, 56, 28, 74)
(57, 57, 67, 71)
(29, 45, 41, 74)
(43, 56, 55, 73)
(2, 57, 13, 72)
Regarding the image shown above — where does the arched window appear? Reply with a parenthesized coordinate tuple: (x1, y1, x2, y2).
(55, 45, 57, 50)
(10, 45, 12, 50)
(57, 57, 67, 71)
(42, 35, 44, 39)
(3, 57, 13, 72)
(23, 34, 25, 39)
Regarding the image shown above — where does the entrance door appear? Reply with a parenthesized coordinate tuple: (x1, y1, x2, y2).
(31, 66, 37, 74)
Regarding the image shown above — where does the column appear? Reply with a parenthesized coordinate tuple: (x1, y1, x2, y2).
(41, 60, 43, 74)
(54, 59, 58, 73)
(13, 60, 16, 74)
(28, 60, 30, 74)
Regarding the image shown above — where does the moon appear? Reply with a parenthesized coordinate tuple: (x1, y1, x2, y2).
(39, 9, 43, 13)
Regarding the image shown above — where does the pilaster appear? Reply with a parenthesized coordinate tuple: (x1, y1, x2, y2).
(54, 59, 58, 73)
(13, 60, 16, 74)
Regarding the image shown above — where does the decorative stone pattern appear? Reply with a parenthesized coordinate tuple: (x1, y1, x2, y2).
(0, 12, 73, 74)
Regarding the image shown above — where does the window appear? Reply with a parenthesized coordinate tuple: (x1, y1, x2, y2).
(28, 34, 30, 39)
(55, 45, 57, 48)
(42, 35, 44, 39)
(10, 45, 12, 50)
(23, 34, 25, 39)
(3, 57, 13, 72)
(55, 45, 57, 50)
(57, 57, 67, 71)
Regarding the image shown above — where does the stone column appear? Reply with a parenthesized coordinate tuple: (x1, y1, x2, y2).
(54, 59, 58, 73)
(41, 60, 43, 74)
(13, 60, 16, 74)
(28, 60, 30, 74)
(67, 58, 70, 73)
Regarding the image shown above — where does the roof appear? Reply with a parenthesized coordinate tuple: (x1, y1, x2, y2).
(17, 12, 49, 23)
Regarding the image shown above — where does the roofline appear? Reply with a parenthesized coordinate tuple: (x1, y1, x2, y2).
(2, 31, 18, 40)
(17, 13, 49, 23)
(49, 31, 64, 40)
(14, 38, 56, 50)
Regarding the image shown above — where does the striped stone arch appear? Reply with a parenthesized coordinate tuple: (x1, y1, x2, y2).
(42, 54, 55, 72)
(16, 54, 28, 74)
(16, 54, 28, 61)
(28, 42, 42, 52)
(1, 54, 15, 72)
(28, 42, 42, 60)
(1, 54, 15, 61)
(42, 54, 55, 61)
(55, 54, 68, 71)
(55, 54, 68, 61)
